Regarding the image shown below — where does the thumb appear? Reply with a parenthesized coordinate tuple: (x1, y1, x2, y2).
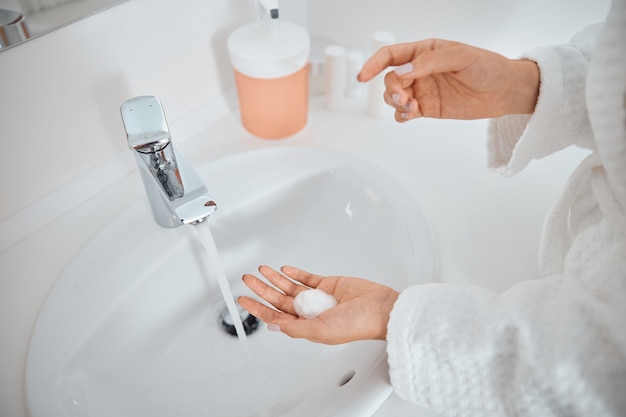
(271, 318, 330, 343)
(357, 42, 419, 82)
(395, 42, 479, 80)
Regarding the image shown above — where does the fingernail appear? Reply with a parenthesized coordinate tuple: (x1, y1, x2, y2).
(267, 323, 281, 332)
(400, 112, 410, 120)
(403, 101, 416, 112)
(394, 63, 413, 76)
(391, 93, 402, 106)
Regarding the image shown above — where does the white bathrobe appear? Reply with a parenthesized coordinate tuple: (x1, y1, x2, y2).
(386, 1, 626, 416)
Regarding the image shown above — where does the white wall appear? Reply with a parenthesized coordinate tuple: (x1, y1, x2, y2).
(308, 0, 611, 56)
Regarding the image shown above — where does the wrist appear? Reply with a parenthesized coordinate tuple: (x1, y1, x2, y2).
(377, 289, 400, 341)
(507, 59, 540, 115)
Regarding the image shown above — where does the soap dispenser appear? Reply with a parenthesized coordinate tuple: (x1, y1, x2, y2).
(227, 0, 310, 139)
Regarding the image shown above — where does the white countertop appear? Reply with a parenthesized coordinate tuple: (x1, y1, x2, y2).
(0, 93, 588, 416)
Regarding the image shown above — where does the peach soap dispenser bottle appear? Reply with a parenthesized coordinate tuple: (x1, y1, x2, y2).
(227, 0, 310, 139)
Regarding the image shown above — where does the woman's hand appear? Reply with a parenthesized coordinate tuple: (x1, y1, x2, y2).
(358, 38, 540, 121)
(238, 265, 399, 345)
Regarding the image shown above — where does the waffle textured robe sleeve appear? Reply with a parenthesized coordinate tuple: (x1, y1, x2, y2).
(385, 4, 626, 416)
(486, 23, 600, 177)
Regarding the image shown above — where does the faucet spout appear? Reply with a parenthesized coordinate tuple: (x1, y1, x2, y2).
(120, 96, 217, 227)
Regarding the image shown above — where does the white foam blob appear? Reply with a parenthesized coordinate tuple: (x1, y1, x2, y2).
(293, 289, 337, 320)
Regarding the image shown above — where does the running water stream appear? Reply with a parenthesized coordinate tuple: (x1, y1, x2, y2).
(191, 222, 273, 416)
(191, 222, 249, 353)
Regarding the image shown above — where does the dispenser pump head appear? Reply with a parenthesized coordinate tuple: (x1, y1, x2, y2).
(259, 0, 279, 19)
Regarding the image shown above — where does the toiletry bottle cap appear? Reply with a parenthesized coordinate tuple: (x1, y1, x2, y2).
(228, 20, 310, 79)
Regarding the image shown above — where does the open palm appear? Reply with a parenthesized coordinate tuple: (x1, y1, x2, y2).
(238, 265, 399, 345)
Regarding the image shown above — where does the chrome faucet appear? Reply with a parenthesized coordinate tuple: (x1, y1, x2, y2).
(120, 95, 217, 228)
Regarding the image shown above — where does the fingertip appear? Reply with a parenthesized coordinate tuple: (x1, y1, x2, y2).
(237, 295, 250, 309)
(395, 111, 410, 123)
(357, 65, 378, 83)
(267, 323, 282, 332)
(402, 98, 417, 113)
(356, 71, 368, 83)
(242, 273, 255, 284)
(280, 265, 297, 275)
(391, 92, 402, 107)
(271, 319, 296, 337)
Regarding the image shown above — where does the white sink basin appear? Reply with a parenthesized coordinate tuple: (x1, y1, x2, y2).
(26, 146, 437, 417)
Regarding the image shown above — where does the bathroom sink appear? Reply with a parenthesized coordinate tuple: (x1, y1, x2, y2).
(26, 146, 437, 417)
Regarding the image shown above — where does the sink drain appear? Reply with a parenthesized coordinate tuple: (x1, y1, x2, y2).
(219, 304, 260, 337)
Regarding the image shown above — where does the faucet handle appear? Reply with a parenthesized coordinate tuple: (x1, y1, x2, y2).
(120, 95, 171, 153)
(120, 95, 217, 227)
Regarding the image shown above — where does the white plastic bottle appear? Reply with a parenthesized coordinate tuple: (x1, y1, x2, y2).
(324, 45, 347, 110)
(367, 31, 395, 118)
